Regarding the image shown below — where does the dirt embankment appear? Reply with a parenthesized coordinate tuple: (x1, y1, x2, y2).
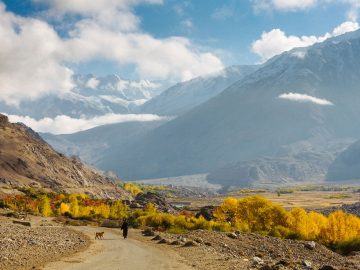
(137, 229, 360, 270)
(0, 217, 89, 270)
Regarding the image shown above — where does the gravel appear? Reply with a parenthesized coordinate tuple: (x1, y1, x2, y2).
(0, 218, 89, 270)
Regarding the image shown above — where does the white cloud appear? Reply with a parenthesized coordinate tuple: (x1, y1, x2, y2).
(5, 113, 166, 135)
(332, 20, 360, 35)
(212, 6, 234, 20)
(0, 3, 74, 106)
(181, 19, 194, 29)
(253, 0, 318, 11)
(252, 21, 359, 61)
(0, 1, 223, 106)
(86, 78, 100, 89)
(278, 92, 334, 106)
(253, 0, 360, 22)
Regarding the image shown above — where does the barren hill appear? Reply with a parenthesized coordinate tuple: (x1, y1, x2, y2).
(0, 114, 127, 198)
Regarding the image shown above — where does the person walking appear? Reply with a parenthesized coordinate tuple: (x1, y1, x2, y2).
(121, 219, 129, 239)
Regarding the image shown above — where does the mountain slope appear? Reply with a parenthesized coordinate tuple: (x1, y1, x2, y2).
(0, 114, 128, 198)
(102, 30, 360, 181)
(326, 139, 360, 181)
(42, 119, 168, 166)
(140, 65, 258, 116)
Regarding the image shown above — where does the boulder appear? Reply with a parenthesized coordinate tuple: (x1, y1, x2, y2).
(252, 256, 264, 265)
(12, 220, 31, 227)
(183, 240, 199, 247)
(195, 205, 215, 221)
(143, 228, 155, 237)
(0, 114, 9, 127)
(319, 266, 337, 270)
(305, 241, 316, 250)
(227, 232, 238, 239)
(151, 235, 162, 241)
(158, 239, 170, 244)
(303, 260, 312, 269)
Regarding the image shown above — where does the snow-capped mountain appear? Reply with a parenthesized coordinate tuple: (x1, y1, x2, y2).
(0, 74, 166, 119)
(140, 65, 258, 116)
(96, 29, 360, 182)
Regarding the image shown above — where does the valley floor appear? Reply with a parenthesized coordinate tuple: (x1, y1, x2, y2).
(1, 214, 359, 270)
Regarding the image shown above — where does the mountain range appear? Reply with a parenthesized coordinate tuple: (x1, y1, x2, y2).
(93, 30, 360, 183)
(0, 74, 165, 119)
(4, 30, 360, 187)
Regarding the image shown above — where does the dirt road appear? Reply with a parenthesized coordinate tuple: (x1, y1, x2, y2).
(43, 227, 192, 270)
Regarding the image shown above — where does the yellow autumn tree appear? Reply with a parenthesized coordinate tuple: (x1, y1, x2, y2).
(144, 202, 157, 214)
(109, 200, 129, 219)
(320, 211, 360, 244)
(69, 194, 79, 217)
(123, 182, 143, 196)
(38, 195, 52, 217)
(59, 202, 70, 215)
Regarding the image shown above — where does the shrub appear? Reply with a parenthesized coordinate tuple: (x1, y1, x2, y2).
(335, 237, 360, 255)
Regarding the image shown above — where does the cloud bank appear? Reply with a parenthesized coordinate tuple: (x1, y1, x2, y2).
(252, 21, 359, 61)
(5, 113, 166, 135)
(278, 92, 334, 106)
(0, 1, 223, 105)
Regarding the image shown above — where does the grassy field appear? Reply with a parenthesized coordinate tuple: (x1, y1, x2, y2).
(169, 188, 360, 210)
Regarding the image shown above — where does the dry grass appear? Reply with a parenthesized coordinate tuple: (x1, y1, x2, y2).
(170, 190, 360, 210)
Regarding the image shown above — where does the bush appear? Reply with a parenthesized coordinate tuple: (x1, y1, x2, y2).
(335, 237, 360, 255)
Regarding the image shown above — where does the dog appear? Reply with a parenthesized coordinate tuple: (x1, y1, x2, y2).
(95, 232, 104, 240)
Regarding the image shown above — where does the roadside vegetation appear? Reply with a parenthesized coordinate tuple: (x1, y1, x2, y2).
(1, 188, 359, 254)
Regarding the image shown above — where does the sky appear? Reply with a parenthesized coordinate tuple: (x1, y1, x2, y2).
(1, 0, 360, 133)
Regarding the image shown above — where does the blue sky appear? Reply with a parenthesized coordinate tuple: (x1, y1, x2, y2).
(2, 0, 353, 66)
(0, 0, 359, 106)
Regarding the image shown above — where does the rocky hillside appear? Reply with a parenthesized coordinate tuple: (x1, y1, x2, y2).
(141, 230, 360, 270)
(0, 114, 127, 198)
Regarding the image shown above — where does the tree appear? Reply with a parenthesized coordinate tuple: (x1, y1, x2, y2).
(38, 195, 52, 217)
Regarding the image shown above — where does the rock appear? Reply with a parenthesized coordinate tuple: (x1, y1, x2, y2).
(194, 238, 204, 244)
(178, 237, 187, 243)
(319, 266, 337, 270)
(195, 206, 215, 221)
(158, 239, 170, 244)
(303, 260, 312, 268)
(204, 242, 212, 246)
(170, 240, 182, 245)
(28, 239, 39, 246)
(133, 192, 177, 213)
(234, 230, 242, 235)
(0, 114, 9, 126)
(183, 240, 199, 247)
(151, 235, 162, 241)
(276, 260, 290, 266)
(13, 220, 31, 227)
(259, 265, 272, 270)
(227, 232, 238, 239)
(130, 202, 142, 208)
(305, 241, 316, 250)
(252, 256, 264, 265)
(143, 228, 155, 237)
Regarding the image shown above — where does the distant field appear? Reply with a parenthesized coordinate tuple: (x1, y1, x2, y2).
(169, 189, 360, 210)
